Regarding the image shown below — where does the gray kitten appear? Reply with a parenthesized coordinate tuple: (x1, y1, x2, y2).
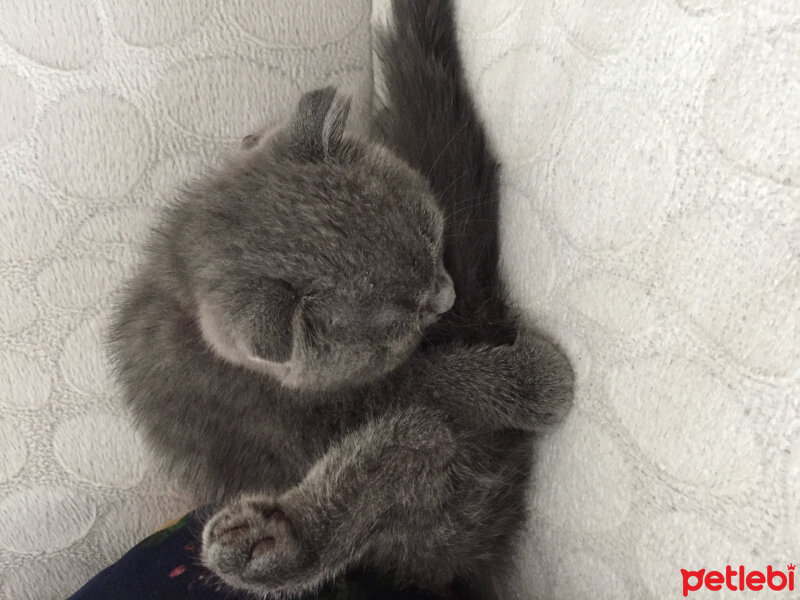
(109, 0, 573, 597)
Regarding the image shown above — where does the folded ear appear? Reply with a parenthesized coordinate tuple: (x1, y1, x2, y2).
(290, 86, 351, 159)
(246, 279, 299, 362)
(197, 279, 299, 367)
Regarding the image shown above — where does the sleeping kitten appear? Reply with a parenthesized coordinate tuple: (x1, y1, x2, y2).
(108, 0, 573, 597)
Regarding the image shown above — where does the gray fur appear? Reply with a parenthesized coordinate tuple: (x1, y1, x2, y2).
(108, 1, 573, 597)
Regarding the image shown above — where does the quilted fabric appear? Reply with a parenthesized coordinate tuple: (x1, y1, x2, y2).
(451, 1, 800, 598)
(0, 2, 371, 598)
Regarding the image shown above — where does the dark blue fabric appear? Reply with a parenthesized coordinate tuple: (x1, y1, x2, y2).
(67, 509, 444, 600)
(67, 510, 228, 600)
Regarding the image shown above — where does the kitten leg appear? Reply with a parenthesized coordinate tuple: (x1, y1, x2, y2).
(201, 331, 572, 595)
(400, 328, 575, 432)
(203, 406, 482, 597)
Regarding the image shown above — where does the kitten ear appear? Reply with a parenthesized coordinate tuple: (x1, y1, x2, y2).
(197, 280, 299, 367)
(241, 133, 259, 149)
(246, 279, 299, 362)
(290, 86, 351, 159)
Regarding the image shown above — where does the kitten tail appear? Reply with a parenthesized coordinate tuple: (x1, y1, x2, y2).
(372, 0, 515, 346)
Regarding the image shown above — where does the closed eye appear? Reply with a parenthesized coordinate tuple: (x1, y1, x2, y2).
(371, 307, 408, 331)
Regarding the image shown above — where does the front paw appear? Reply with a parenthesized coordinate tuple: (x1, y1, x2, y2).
(512, 329, 574, 428)
(202, 496, 312, 594)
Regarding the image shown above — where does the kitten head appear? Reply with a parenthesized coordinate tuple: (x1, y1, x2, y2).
(177, 87, 454, 391)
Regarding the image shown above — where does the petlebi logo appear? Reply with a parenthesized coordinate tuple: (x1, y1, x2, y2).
(681, 564, 795, 596)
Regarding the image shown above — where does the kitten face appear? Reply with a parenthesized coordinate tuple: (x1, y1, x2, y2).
(179, 88, 454, 392)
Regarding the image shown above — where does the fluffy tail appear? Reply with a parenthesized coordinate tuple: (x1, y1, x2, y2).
(371, 0, 516, 348)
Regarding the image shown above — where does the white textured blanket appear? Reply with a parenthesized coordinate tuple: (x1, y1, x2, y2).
(1, 1, 797, 599)
(452, 1, 799, 598)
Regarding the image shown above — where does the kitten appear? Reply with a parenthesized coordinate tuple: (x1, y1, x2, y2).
(108, 0, 573, 598)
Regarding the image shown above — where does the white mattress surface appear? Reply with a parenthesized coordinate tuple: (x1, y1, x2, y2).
(453, 1, 799, 598)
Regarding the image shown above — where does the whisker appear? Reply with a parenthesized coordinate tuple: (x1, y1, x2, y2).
(425, 120, 470, 180)
(435, 168, 473, 202)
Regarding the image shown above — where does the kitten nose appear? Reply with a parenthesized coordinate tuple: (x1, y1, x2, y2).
(431, 272, 455, 314)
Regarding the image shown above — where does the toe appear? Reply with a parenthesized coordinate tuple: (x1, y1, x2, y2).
(250, 538, 276, 558)
(214, 524, 250, 545)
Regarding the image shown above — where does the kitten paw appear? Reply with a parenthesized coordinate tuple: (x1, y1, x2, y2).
(202, 496, 311, 593)
(512, 330, 575, 428)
